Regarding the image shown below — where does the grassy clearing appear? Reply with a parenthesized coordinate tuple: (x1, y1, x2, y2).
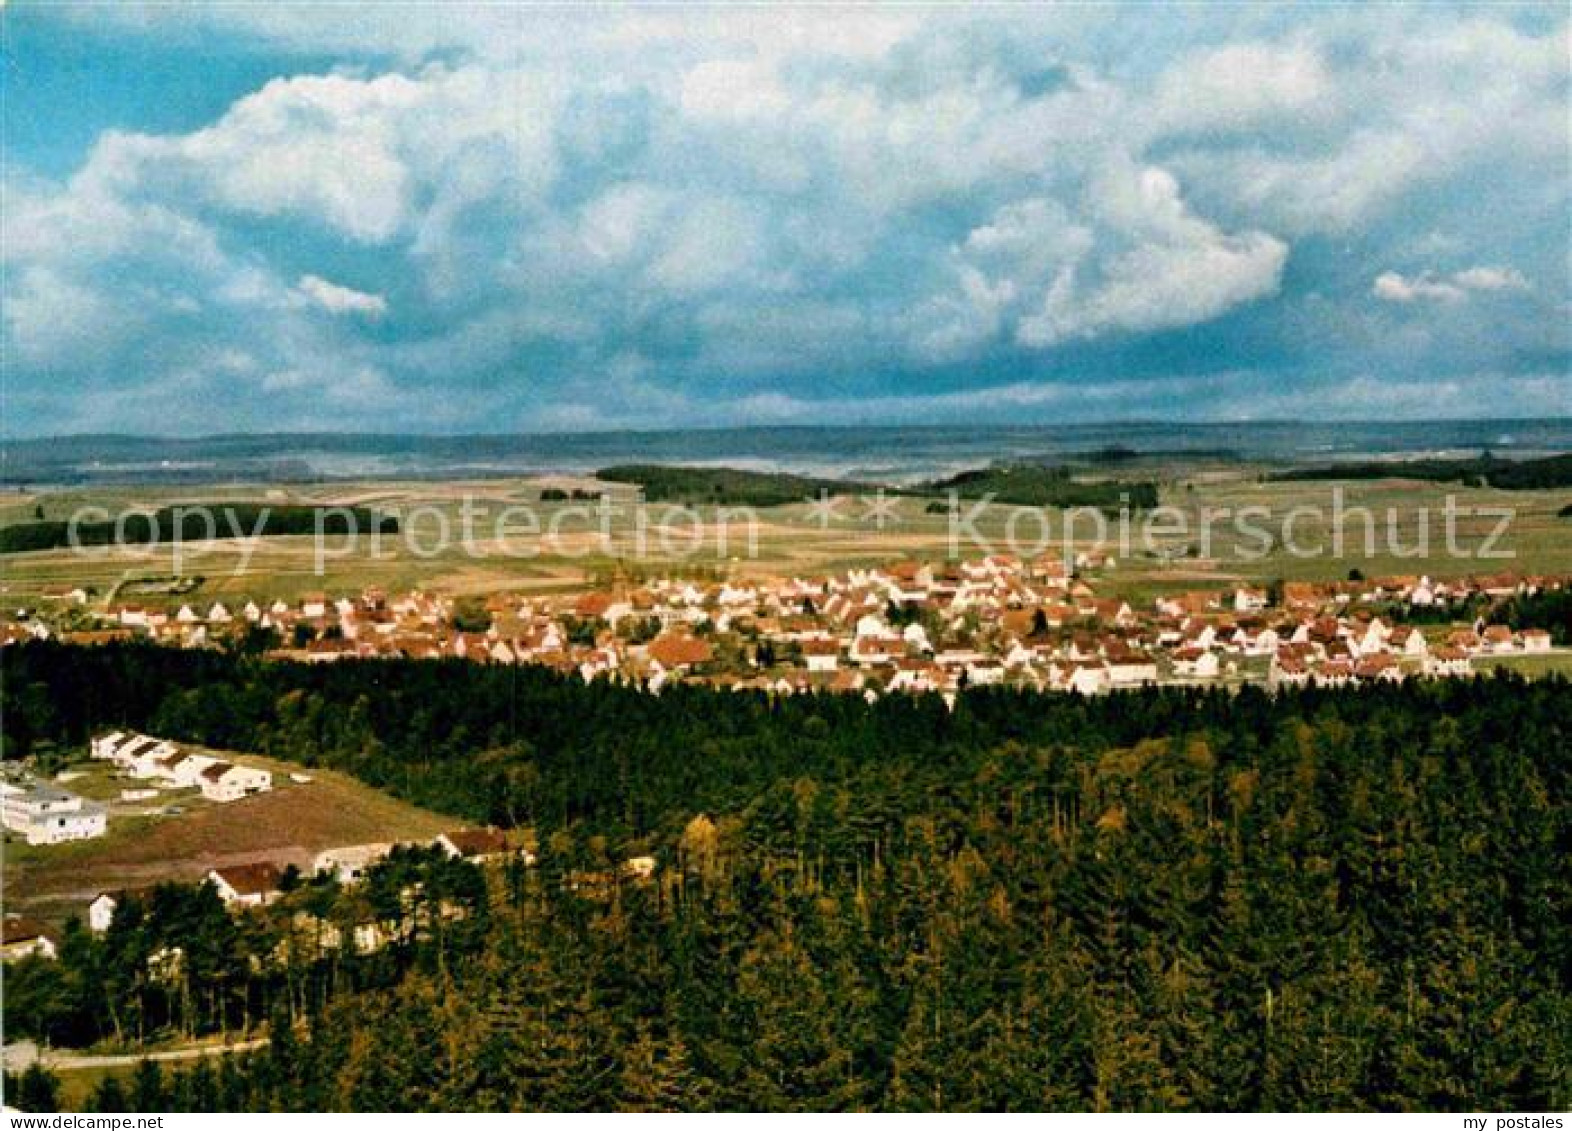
(6, 751, 455, 921)
(1476, 651, 1572, 678)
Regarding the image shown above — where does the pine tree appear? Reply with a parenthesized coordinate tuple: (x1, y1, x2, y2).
(89, 1075, 130, 1112)
(13, 1065, 62, 1113)
(616, 1021, 703, 1111)
(131, 1059, 165, 1111)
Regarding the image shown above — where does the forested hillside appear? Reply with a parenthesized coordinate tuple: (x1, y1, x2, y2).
(2, 644, 1567, 1111)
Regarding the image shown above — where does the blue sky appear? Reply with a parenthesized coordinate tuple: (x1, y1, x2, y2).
(2, 3, 1568, 436)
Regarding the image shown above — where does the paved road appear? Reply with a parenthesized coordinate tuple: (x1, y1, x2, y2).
(35, 1037, 270, 1071)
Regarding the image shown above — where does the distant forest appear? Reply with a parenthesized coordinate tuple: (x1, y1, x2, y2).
(596, 465, 878, 508)
(1271, 452, 1572, 490)
(2, 643, 1566, 1112)
(0, 505, 397, 555)
(598, 463, 1159, 510)
(923, 464, 1159, 510)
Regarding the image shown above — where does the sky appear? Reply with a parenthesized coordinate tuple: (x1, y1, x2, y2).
(2, 3, 1569, 436)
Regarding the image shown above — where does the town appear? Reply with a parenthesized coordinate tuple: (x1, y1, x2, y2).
(6, 555, 1564, 699)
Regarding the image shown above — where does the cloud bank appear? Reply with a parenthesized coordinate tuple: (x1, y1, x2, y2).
(2, 5, 1567, 434)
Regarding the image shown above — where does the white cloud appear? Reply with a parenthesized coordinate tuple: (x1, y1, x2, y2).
(1022, 229, 1286, 346)
(1154, 42, 1331, 133)
(1374, 265, 1531, 303)
(1451, 265, 1530, 292)
(648, 198, 764, 294)
(680, 57, 790, 121)
(166, 72, 423, 243)
(295, 274, 389, 317)
(1165, 18, 1568, 235)
(1373, 271, 1465, 304)
(944, 161, 1288, 348)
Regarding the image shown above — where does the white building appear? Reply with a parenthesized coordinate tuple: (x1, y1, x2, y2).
(87, 892, 127, 933)
(1065, 664, 1110, 696)
(1234, 587, 1268, 613)
(313, 843, 395, 885)
(1425, 648, 1473, 678)
(207, 863, 283, 907)
(801, 638, 840, 673)
(90, 731, 127, 761)
(1, 781, 107, 845)
(198, 762, 273, 803)
(2, 918, 57, 962)
(1522, 629, 1553, 654)
(100, 733, 180, 776)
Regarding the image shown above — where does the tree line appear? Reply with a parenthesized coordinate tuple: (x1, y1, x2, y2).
(0, 505, 396, 555)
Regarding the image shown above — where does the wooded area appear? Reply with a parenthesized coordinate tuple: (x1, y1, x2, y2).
(2, 644, 1566, 1111)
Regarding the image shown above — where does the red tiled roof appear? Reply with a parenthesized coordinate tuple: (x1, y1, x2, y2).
(441, 827, 510, 857)
(210, 862, 283, 897)
(648, 634, 713, 668)
(2, 917, 53, 945)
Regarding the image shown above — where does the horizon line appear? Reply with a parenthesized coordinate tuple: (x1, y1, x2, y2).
(6, 416, 1572, 447)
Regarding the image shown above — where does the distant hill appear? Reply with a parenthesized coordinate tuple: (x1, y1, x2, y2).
(1271, 452, 1572, 489)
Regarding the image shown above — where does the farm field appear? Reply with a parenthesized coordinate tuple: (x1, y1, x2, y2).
(2, 469, 1569, 608)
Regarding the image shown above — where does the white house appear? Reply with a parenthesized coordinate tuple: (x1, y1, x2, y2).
(1246, 627, 1281, 657)
(1172, 647, 1220, 679)
(1105, 652, 1159, 686)
(87, 891, 159, 934)
(1065, 664, 1110, 696)
(90, 731, 127, 761)
(1390, 628, 1430, 660)
(1, 918, 57, 962)
(1234, 587, 1268, 613)
(1522, 629, 1552, 654)
(801, 638, 840, 673)
(1354, 619, 1391, 656)
(964, 660, 1006, 686)
(108, 734, 179, 776)
(435, 827, 530, 864)
(1425, 647, 1473, 678)
(313, 843, 395, 885)
(198, 762, 273, 803)
(207, 863, 283, 908)
(127, 738, 182, 778)
(1482, 625, 1517, 654)
(88, 892, 120, 933)
(1, 781, 107, 845)
(156, 751, 220, 788)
